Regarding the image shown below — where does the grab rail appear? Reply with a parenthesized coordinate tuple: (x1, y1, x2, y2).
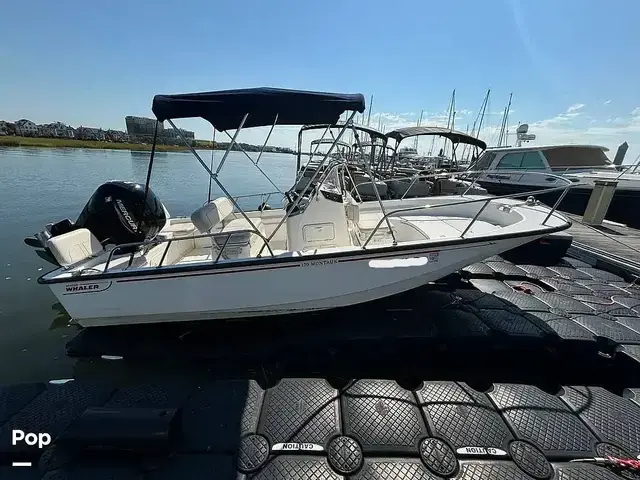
(231, 191, 283, 203)
(97, 168, 575, 272)
(203, 191, 284, 209)
(361, 171, 574, 249)
(102, 228, 275, 273)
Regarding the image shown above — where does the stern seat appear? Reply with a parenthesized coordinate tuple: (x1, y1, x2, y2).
(46, 228, 104, 267)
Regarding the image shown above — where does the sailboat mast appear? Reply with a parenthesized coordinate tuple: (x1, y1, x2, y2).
(414, 109, 424, 151)
(445, 90, 455, 129)
(367, 95, 373, 127)
(476, 88, 490, 137)
(497, 93, 513, 147)
(443, 89, 455, 157)
(460, 89, 490, 161)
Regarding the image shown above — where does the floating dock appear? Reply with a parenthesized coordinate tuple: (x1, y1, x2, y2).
(2, 219, 640, 479)
(567, 212, 640, 277)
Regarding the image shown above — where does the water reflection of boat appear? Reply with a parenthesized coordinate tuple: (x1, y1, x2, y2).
(50, 301, 76, 330)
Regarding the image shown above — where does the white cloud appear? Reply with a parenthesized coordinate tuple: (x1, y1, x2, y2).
(604, 100, 612, 105)
(522, 108, 640, 163)
(178, 99, 638, 167)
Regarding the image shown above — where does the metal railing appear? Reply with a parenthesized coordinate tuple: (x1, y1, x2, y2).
(361, 170, 574, 248)
(202, 191, 285, 209)
(231, 191, 284, 209)
(101, 228, 275, 273)
(343, 166, 365, 202)
(90, 168, 574, 274)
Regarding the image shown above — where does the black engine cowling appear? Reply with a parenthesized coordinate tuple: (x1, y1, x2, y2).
(75, 181, 166, 245)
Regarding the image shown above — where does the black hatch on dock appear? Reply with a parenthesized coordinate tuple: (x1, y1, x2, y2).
(2, 241, 640, 478)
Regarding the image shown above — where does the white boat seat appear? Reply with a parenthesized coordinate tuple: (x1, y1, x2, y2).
(46, 228, 104, 267)
(158, 203, 194, 238)
(160, 221, 198, 237)
(142, 232, 196, 267)
(356, 212, 398, 245)
(190, 197, 234, 233)
(213, 217, 267, 258)
(221, 217, 264, 233)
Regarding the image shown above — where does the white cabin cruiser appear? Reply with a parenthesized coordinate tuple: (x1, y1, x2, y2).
(468, 143, 640, 228)
(25, 87, 572, 327)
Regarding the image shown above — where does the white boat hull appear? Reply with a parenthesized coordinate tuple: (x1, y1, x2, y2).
(51, 233, 545, 327)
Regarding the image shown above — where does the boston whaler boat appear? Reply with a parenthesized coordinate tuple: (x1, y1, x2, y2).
(25, 87, 573, 327)
(382, 126, 489, 199)
(295, 123, 389, 200)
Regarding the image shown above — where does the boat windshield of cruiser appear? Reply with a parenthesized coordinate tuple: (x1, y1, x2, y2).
(25, 87, 573, 328)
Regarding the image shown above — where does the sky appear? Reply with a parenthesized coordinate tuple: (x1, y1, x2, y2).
(1, 0, 639, 162)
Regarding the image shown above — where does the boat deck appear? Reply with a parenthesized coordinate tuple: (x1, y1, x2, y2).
(3, 229, 640, 478)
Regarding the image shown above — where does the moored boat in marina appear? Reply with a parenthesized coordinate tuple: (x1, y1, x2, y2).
(382, 126, 489, 199)
(24, 87, 573, 327)
(468, 140, 640, 228)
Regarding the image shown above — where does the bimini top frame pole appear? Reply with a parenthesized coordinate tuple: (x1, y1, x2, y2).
(385, 126, 487, 172)
(297, 123, 387, 171)
(151, 86, 366, 252)
(310, 138, 352, 160)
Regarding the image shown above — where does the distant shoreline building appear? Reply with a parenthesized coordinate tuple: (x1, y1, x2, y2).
(40, 122, 76, 139)
(0, 116, 293, 153)
(125, 116, 195, 145)
(15, 119, 38, 137)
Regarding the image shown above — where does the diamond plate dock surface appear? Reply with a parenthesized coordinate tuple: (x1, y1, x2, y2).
(2, 253, 640, 478)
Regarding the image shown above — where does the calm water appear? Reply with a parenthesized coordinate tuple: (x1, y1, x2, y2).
(0, 147, 296, 384)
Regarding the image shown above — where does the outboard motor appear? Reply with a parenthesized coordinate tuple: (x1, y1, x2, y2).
(24, 181, 166, 265)
(75, 181, 166, 245)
